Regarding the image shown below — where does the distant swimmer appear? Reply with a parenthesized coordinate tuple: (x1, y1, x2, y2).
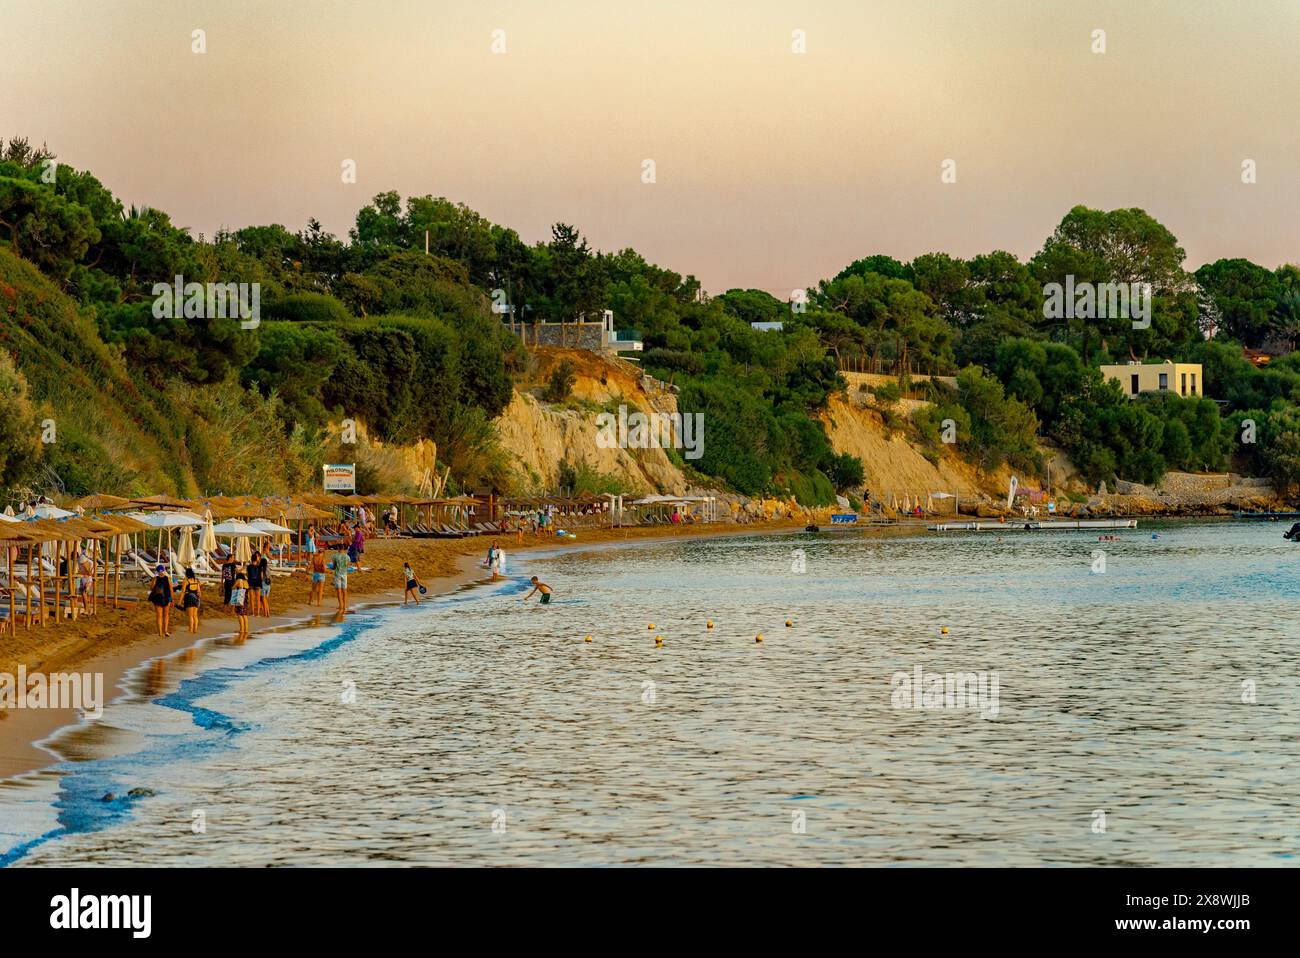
(523, 576, 553, 605)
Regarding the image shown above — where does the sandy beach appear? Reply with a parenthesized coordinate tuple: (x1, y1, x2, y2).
(0, 517, 811, 778)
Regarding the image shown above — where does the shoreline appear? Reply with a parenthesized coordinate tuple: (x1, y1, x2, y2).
(0, 518, 811, 779)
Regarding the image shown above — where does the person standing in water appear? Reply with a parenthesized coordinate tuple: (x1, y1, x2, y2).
(403, 562, 422, 605)
(523, 576, 552, 605)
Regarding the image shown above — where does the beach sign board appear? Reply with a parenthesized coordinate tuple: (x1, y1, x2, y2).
(323, 463, 356, 492)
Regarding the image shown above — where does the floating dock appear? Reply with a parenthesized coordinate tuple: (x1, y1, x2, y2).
(928, 518, 1138, 532)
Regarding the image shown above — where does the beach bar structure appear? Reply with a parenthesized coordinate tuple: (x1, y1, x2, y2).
(629, 494, 719, 524)
(502, 493, 625, 527)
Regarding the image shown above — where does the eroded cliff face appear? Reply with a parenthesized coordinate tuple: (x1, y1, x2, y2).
(820, 394, 1010, 499)
(493, 349, 688, 496)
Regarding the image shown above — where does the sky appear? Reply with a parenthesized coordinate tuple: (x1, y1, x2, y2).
(3, 0, 1298, 294)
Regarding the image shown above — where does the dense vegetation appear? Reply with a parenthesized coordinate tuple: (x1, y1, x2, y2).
(3, 134, 1299, 502)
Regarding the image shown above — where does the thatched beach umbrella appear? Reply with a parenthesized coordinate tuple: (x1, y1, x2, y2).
(73, 494, 132, 513)
(130, 494, 194, 511)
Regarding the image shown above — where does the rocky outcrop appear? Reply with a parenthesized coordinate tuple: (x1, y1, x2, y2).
(492, 348, 688, 495)
(494, 390, 686, 495)
(819, 394, 1009, 501)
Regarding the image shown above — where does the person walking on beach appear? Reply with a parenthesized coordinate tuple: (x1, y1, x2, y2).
(180, 568, 202, 635)
(403, 562, 422, 605)
(350, 522, 365, 565)
(304, 524, 318, 562)
(523, 576, 553, 605)
(247, 549, 264, 616)
(75, 546, 96, 616)
(254, 549, 271, 617)
(230, 563, 250, 638)
(221, 552, 236, 607)
(329, 545, 350, 613)
(309, 548, 327, 606)
(147, 563, 173, 637)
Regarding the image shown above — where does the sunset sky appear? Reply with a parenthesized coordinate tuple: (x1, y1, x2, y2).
(4, 0, 1298, 293)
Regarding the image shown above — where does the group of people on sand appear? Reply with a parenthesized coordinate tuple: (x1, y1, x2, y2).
(139, 514, 560, 644)
(146, 564, 208, 639)
(301, 523, 355, 613)
(142, 524, 366, 641)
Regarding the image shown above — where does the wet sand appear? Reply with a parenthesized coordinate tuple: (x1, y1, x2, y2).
(0, 518, 809, 777)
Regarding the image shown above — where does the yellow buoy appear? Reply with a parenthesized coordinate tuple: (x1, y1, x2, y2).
(655, 636, 664, 647)
(706, 620, 713, 630)
(941, 626, 949, 635)
(755, 634, 763, 643)
(584, 635, 593, 642)
(648, 623, 655, 630)
(785, 620, 793, 628)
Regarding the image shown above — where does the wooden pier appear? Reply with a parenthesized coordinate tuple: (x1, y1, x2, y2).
(928, 518, 1138, 532)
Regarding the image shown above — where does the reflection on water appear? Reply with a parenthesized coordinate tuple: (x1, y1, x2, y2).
(2, 521, 1298, 866)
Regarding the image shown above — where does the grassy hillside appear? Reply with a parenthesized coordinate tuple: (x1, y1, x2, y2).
(0, 246, 195, 495)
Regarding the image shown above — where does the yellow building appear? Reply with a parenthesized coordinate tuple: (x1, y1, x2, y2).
(1100, 361, 1203, 399)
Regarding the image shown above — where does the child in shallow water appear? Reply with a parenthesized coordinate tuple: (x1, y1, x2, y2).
(523, 576, 552, 605)
(403, 563, 423, 605)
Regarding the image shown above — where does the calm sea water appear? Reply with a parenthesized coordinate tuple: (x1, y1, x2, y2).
(1, 520, 1297, 866)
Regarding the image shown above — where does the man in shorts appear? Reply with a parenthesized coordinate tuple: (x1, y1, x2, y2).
(309, 549, 327, 606)
(329, 546, 350, 613)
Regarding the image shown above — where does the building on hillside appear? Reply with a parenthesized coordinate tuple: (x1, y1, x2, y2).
(1099, 361, 1203, 399)
(751, 321, 784, 332)
(503, 309, 642, 355)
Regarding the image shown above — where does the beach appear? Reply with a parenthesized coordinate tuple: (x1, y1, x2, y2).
(0, 517, 809, 779)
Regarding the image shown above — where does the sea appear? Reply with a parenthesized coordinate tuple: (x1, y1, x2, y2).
(1, 519, 1296, 866)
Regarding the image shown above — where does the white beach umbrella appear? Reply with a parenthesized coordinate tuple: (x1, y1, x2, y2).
(131, 508, 203, 557)
(31, 503, 76, 519)
(246, 518, 292, 535)
(0, 512, 18, 523)
(212, 519, 261, 537)
(131, 510, 204, 529)
(200, 514, 218, 553)
(176, 527, 196, 566)
(235, 535, 252, 563)
(2, 505, 13, 517)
